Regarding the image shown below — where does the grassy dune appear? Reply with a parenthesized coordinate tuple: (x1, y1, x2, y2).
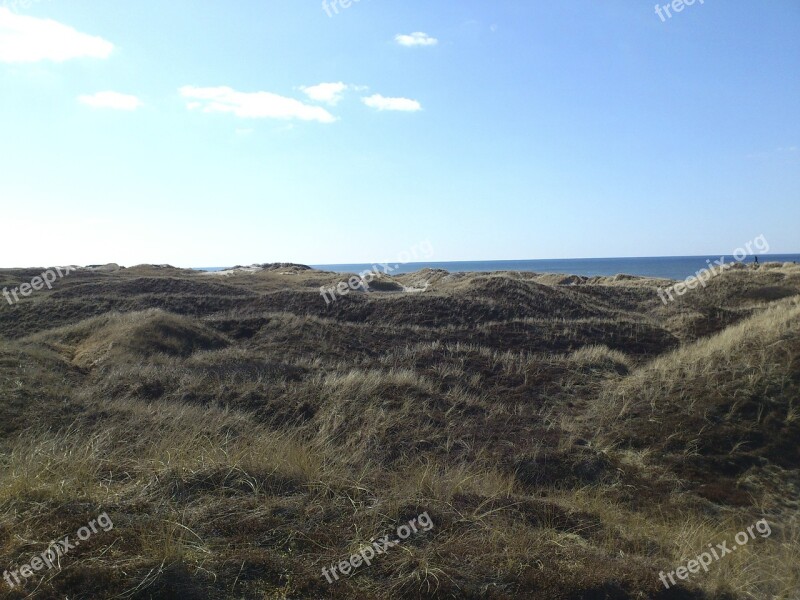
(0, 263, 798, 599)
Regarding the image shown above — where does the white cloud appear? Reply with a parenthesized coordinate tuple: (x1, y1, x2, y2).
(394, 32, 438, 47)
(180, 85, 337, 123)
(300, 82, 349, 106)
(0, 7, 113, 63)
(79, 91, 143, 111)
(362, 94, 422, 112)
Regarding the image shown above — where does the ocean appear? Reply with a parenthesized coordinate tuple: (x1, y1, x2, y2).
(200, 255, 800, 281)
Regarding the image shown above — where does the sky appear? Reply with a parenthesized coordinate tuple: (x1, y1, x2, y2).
(1, 0, 798, 268)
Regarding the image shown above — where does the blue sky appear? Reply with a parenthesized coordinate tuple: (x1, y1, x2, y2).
(1, 0, 798, 267)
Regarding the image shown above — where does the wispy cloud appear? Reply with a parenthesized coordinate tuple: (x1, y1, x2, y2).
(0, 7, 113, 63)
(180, 86, 337, 123)
(79, 91, 143, 111)
(746, 146, 799, 160)
(394, 32, 438, 47)
(362, 94, 422, 112)
(299, 82, 349, 106)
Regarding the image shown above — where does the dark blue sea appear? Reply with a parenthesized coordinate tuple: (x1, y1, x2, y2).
(199, 254, 800, 281)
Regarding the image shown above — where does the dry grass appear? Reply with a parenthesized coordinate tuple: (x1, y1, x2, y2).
(0, 263, 797, 598)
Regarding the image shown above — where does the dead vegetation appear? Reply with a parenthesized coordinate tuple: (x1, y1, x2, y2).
(0, 263, 798, 599)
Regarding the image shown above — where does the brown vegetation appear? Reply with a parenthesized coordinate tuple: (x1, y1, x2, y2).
(0, 262, 798, 599)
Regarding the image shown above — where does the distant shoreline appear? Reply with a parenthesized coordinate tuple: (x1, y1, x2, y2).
(195, 254, 800, 281)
